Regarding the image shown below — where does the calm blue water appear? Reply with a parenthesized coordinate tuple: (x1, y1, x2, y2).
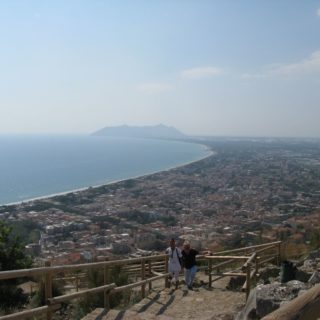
(0, 135, 210, 205)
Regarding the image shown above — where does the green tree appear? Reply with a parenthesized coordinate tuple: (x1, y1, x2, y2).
(0, 221, 32, 311)
(10, 220, 41, 245)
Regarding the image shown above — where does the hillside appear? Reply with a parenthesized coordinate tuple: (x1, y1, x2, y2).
(92, 124, 186, 140)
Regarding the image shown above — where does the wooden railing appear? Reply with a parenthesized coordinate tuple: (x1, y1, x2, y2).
(0, 241, 282, 320)
(205, 241, 282, 300)
(0, 254, 169, 320)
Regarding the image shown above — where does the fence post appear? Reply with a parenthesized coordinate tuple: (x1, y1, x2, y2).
(255, 256, 259, 277)
(246, 264, 251, 301)
(75, 273, 79, 292)
(277, 242, 281, 266)
(141, 260, 146, 298)
(148, 260, 152, 291)
(165, 255, 169, 288)
(104, 257, 110, 309)
(208, 259, 212, 288)
(44, 260, 53, 320)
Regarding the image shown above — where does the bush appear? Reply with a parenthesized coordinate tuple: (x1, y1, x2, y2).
(73, 265, 130, 318)
(30, 280, 63, 307)
(0, 221, 32, 312)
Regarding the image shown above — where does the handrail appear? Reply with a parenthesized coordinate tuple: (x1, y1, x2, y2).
(0, 253, 169, 320)
(213, 241, 281, 255)
(205, 241, 282, 300)
(112, 273, 169, 293)
(211, 259, 236, 270)
(0, 306, 49, 320)
(255, 245, 278, 254)
(48, 283, 116, 305)
(205, 255, 250, 260)
(242, 252, 257, 270)
(0, 254, 167, 281)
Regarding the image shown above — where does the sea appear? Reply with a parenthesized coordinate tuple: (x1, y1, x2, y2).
(0, 135, 211, 205)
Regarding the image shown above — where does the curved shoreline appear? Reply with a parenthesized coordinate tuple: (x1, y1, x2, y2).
(1, 143, 215, 207)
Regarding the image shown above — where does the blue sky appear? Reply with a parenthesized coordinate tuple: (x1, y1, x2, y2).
(1, 1, 320, 137)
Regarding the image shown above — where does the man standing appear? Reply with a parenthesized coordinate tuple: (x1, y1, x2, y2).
(165, 238, 182, 290)
(181, 241, 198, 290)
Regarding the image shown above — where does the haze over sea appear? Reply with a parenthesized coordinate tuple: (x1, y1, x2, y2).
(0, 135, 210, 205)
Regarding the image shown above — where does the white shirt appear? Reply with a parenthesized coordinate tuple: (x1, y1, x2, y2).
(166, 247, 182, 266)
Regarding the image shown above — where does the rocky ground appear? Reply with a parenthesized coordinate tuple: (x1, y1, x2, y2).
(237, 249, 320, 319)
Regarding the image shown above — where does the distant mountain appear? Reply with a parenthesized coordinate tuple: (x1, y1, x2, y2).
(92, 124, 186, 140)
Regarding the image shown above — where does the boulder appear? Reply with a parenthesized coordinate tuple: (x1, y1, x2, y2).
(236, 281, 307, 319)
(302, 259, 317, 271)
(305, 249, 320, 261)
(258, 265, 280, 284)
(295, 269, 311, 282)
(308, 271, 320, 285)
(226, 276, 246, 291)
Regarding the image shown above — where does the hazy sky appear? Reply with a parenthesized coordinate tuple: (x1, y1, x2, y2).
(1, 1, 320, 137)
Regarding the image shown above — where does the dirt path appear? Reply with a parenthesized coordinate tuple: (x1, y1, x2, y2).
(82, 276, 245, 320)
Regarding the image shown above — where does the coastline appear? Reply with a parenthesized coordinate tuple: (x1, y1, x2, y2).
(1, 143, 215, 207)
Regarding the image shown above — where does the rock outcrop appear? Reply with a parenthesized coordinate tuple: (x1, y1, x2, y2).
(237, 249, 320, 319)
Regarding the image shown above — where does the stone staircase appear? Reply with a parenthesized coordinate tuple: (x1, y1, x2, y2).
(82, 280, 245, 320)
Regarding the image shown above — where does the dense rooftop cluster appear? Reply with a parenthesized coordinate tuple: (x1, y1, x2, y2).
(1, 138, 320, 265)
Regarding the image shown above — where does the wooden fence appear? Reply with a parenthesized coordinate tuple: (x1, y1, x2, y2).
(205, 241, 282, 300)
(0, 241, 282, 320)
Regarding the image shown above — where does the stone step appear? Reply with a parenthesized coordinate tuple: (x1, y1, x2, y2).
(81, 308, 172, 320)
(82, 284, 245, 320)
(81, 308, 105, 320)
(81, 308, 137, 320)
(81, 288, 187, 320)
(129, 287, 189, 316)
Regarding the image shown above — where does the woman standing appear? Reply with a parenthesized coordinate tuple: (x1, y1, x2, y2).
(165, 238, 182, 290)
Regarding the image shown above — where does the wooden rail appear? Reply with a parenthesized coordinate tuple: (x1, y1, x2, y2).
(213, 241, 281, 255)
(0, 254, 168, 320)
(112, 273, 169, 293)
(205, 241, 282, 300)
(48, 283, 116, 305)
(0, 306, 49, 320)
(0, 305, 61, 320)
(0, 254, 167, 281)
(0, 241, 282, 319)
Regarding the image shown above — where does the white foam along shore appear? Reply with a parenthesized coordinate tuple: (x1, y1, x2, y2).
(1, 144, 215, 207)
